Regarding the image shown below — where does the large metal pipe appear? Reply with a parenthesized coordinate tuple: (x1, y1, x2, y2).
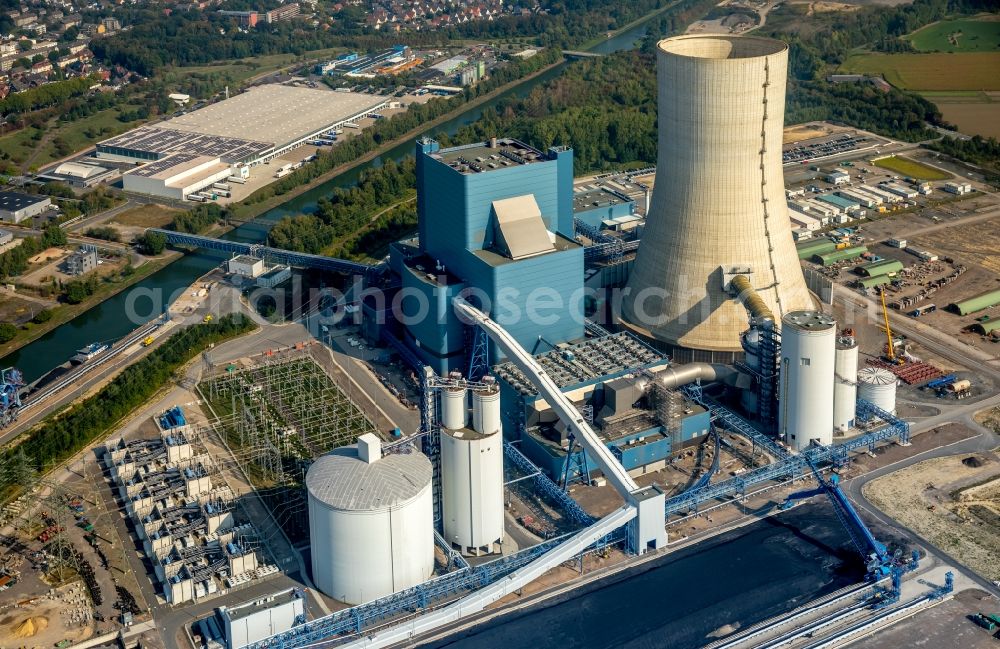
(731, 274, 774, 323)
(653, 363, 737, 390)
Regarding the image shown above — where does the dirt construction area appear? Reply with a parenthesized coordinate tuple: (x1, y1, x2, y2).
(0, 583, 96, 648)
(863, 414, 1000, 583)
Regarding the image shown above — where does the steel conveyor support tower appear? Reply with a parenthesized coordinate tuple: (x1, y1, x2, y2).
(781, 458, 892, 581)
(452, 297, 667, 553)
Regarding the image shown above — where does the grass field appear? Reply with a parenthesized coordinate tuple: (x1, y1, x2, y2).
(907, 16, 1000, 53)
(163, 47, 346, 87)
(0, 108, 141, 171)
(112, 203, 181, 228)
(841, 52, 1000, 90)
(872, 155, 951, 180)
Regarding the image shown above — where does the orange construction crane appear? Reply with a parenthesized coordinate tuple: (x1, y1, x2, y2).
(879, 287, 901, 364)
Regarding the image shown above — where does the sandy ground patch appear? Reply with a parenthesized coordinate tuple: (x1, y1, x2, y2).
(0, 588, 95, 648)
(27, 247, 66, 265)
(783, 124, 831, 143)
(863, 451, 1000, 582)
(914, 215, 1000, 275)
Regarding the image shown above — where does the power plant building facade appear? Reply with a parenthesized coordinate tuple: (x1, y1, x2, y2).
(621, 35, 812, 361)
(386, 137, 584, 374)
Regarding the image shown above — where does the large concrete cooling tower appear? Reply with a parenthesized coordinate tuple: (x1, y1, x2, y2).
(621, 35, 812, 362)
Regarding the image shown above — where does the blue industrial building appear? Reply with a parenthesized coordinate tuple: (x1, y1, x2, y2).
(493, 333, 710, 482)
(573, 186, 636, 229)
(386, 137, 585, 374)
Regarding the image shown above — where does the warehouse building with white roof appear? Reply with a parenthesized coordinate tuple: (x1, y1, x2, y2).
(102, 85, 387, 200)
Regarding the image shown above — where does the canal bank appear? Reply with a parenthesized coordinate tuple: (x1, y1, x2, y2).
(1, 16, 655, 383)
(421, 503, 864, 649)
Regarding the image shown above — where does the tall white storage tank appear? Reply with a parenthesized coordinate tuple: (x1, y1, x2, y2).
(857, 367, 897, 415)
(833, 333, 859, 433)
(441, 379, 504, 555)
(471, 377, 501, 435)
(779, 311, 836, 451)
(306, 434, 433, 605)
(440, 382, 467, 430)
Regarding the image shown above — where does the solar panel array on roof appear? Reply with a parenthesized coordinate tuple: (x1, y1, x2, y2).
(129, 152, 202, 178)
(97, 126, 273, 163)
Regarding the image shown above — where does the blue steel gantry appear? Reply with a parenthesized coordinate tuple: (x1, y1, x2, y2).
(781, 459, 893, 581)
(148, 229, 384, 279)
(663, 399, 909, 518)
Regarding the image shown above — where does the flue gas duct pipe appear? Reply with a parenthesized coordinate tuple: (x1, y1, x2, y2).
(731, 274, 774, 322)
(653, 363, 737, 390)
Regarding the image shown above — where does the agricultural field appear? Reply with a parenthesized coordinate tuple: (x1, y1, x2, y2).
(906, 15, 1000, 53)
(871, 155, 951, 180)
(921, 91, 1000, 139)
(840, 52, 1000, 91)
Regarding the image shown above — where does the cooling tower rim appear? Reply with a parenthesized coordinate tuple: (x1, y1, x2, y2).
(657, 34, 788, 61)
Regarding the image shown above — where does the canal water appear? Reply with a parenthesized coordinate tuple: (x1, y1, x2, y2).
(4, 19, 652, 382)
(423, 503, 863, 649)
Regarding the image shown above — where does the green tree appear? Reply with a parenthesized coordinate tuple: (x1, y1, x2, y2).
(64, 280, 92, 304)
(139, 230, 167, 255)
(0, 323, 16, 343)
(32, 309, 53, 324)
(42, 225, 67, 246)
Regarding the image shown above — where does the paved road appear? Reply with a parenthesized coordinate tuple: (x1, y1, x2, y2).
(0, 321, 175, 447)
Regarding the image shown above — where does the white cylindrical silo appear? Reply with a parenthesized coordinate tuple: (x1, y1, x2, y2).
(440, 385, 467, 430)
(857, 366, 897, 415)
(779, 311, 836, 451)
(621, 35, 812, 361)
(833, 333, 859, 433)
(440, 423, 504, 555)
(471, 377, 501, 435)
(306, 436, 433, 605)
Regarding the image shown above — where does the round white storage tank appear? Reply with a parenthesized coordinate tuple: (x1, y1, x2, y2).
(440, 385, 467, 430)
(306, 436, 433, 605)
(779, 311, 836, 451)
(440, 422, 504, 554)
(857, 366, 897, 415)
(833, 334, 859, 433)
